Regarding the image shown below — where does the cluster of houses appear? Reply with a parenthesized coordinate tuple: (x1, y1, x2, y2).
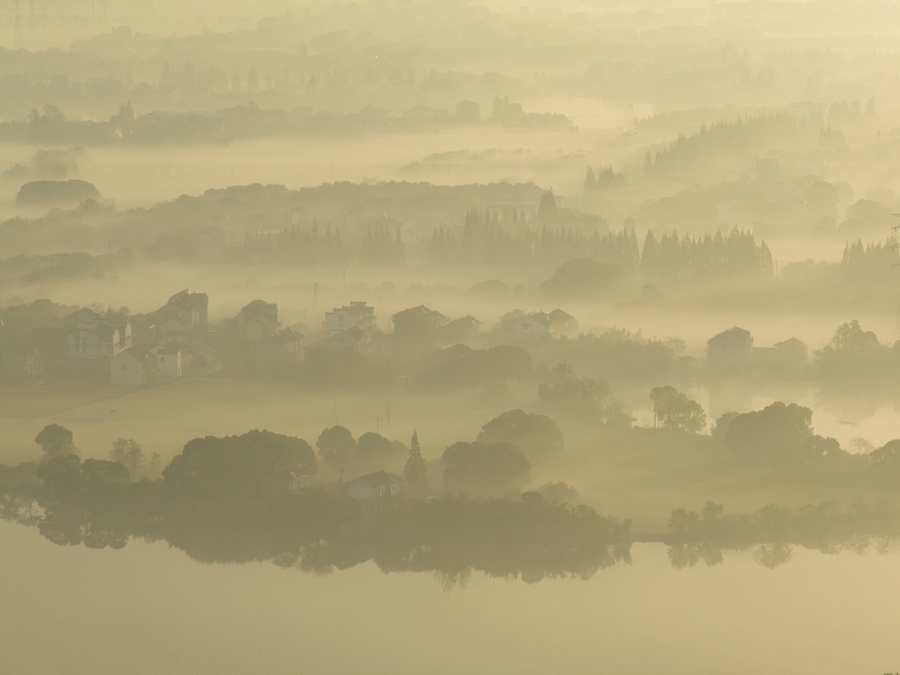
(7, 289, 549, 386)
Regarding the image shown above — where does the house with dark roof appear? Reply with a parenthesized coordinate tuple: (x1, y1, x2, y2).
(548, 309, 578, 335)
(708, 327, 754, 369)
(63, 308, 131, 360)
(237, 300, 280, 342)
(752, 337, 808, 375)
(252, 327, 302, 372)
(346, 471, 402, 502)
(435, 315, 482, 343)
(392, 305, 449, 339)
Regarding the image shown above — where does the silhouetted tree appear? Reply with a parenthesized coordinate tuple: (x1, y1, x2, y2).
(354, 432, 404, 473)
(404, 430, 428, 494)
(110, 438, 144, 480)
(441, 441, 531, 497)
(649, 386, 707, 433)
(35, 424, 75, 460)
(163, 430, 316, 501)
(316, 425, 356, 469)
(723, 402, 813, 460)
(477, 409, 563, 463)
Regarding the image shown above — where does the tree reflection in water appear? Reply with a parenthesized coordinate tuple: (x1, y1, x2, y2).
(0, 461, 632, 585)
(665, 500, 900, 569)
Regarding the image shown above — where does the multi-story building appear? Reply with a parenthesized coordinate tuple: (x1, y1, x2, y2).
(323, 302, 376, 338)
(63, 308, 131, 360)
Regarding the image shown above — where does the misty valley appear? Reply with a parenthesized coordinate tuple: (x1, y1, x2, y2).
(3, 0, 900, 673)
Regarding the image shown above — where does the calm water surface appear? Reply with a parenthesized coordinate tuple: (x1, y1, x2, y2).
(1, 520, 898, 675)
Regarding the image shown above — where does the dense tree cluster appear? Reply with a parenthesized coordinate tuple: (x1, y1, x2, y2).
(429, 210, 634, 271)
(441, 441, 532, 497)
(646, 112, 816, 172)
(316, 426, 405, 474)
(583, 165, 628, 193)
(163, 430, 317, 501)
(240, 224, 345, 266)
(415, 344, 532, 389)
(359, 222, 405, 267)
(649, 386, 707, 433)
(640, 228, 774, 281)
(538, 363, 632, 425)
(477, 409, 564, 463)
(528, 329, 676, 383)
(814, 320, 900, 381)
(840, 238, 900, 283)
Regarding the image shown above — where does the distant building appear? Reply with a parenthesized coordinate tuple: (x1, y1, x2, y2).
(512, 312, 553, 334)
(392, 305, 449, 339)
(261, 467, 310, 497)
(547, 309, 578, 335)
(346, 471, 402, 503)
(252, 327, 302, 371)
(63, 308, 131, 360)
(752, 337, 808, 376)
(152, 342, 184, 378)
(1, 348, 44, 383)
(512, 309, 577, 336)
(237, 300, 280, 342)
(321, 326, 373, 354)
(708, 327, 754, 369)
(111, 347, 155, 385)
(436, 315, 482, 343)
(135, 289, 208, 348)
(165, 290, 209, 328)
(323, 302, 376, 338)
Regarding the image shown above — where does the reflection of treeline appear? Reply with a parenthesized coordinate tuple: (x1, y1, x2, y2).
(666, 501, 900, 569)
(0, 461, 631, 584)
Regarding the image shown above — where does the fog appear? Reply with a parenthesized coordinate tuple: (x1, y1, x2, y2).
(2, 1, 900, 673)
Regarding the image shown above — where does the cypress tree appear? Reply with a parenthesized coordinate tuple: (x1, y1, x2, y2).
(404, 430, 428, 494)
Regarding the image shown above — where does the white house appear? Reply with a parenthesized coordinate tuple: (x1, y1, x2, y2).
(111, 347, 155, 385)
(346, 471, 402, 503)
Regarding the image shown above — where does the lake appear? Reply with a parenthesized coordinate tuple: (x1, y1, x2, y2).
(2, 520, 898, 675)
